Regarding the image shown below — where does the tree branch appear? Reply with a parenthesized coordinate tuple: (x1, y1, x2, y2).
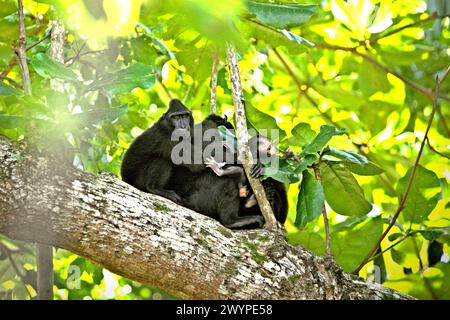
(371, 13, 450, 43)
(353, 66, 450, 274)
(15, 0, 32, 95)
(210, 49, 219, 114)
(313, 164, 330, 256)
(0, 135, 413, 299)
(314, 43, 450, 102)
(227, 45, 278, 231)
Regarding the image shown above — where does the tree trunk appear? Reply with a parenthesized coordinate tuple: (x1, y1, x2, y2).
(0, 136, 412, 300)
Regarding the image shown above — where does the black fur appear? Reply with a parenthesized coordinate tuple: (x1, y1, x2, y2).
(241, 178, 288, 224)
(169, 115, 265, 229)
(121, 99, 204, 204)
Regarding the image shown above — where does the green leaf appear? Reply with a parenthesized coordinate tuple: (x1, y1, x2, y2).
(358, 60, 391, 97)
(331, 216, 383, 272)
(0, 82, 21, 96)
(325, 146, 368, 164)
(279, 29, 315, 47)
(245, 101, 286, 142)
(314, 83, 365, 108)
(263, 158, 299, 184)
(87, 63, 156, 95)
(397, 165, 441, 224)
(287, 231, 325, 256)
(294, 154, 318, 174)
(239, 18, 310, 54)
(295, 170, 325, 228)
(342, 160, 384, 176)
(65, 105, 128, 128)
(320, 162, 372, 216)
(30, 53, 78, 82)
(302, 125, 347, 155)
(291, 122, 316, 147)
(0, 114, 27, 129)
(417, 227, 450, 243)
(246, 1, 317, 29)
(388, 232, 403, 242)
(218, 125, 238, 151)
(391, 248, 406, 265)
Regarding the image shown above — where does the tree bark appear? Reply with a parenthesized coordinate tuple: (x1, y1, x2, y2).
(0, 136, 412, 300)
(227, 45, 278, 231)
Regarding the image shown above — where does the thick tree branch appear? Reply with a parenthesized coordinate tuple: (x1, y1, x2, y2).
(0, 135, 412, 299)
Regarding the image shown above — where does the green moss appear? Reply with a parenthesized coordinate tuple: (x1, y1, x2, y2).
(217, 227, 233, 238)
(288, 274, 301, 284)
(153, 202, 171, 213)
(243, 240, 268, 264)
(195, 237, 213, 252)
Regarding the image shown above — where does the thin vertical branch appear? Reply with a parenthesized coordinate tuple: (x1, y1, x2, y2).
(313, 165, 331, 255)
(15, 0, 31, 95)
(353, 66, 450, 274)
(35, 20, 66, 301)
(227, 45, 277, 231)
(210, 50, 219, 114)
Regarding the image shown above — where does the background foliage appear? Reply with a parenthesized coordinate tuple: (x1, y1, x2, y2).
(0, 0, 449, 300)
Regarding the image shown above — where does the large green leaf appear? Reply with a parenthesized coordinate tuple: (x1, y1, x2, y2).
(30, 53, 78, 82)
(291, 122, 316, 147)
(87, 63, 156, 95)
(302, 125, 347, 155)
(287, 231, 326, 256)
(358, 60, 391, 97)
(0, 114, 27, 129)
(263, 158, 300, 184)
(313, 83, 365, 108)
(397, 165, 441, 224)
(246, 1, 316, 29)
(342, 160, 384, 176)
(331, 216, 383, 272)
(325, 146, 368, 164)
(245, 102, 286, 142)
(294, 154, 318, 174)
(239, 18, 311, 54)
(320, 162, 372, 216)
(0, 82, 20, 96)
(295, 170, 325, 228)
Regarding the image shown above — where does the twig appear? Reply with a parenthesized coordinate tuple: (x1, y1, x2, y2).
(368, 231, 418, 263)
(65, 41, 86, 67)
(313, 164, 331, 255)
(210, 49, 219, 114)
(0, 74, 22, 89)
(314, 43, 450, 102)
(26, 31, 51, 51)
(426, 137, 450, 159)
(436, 107, 450, 138)
(411, 236, 439, 300)
(227, 44, 277, 231)
(353, 66, 450, 274)
(371, 13, 450, 43)
(15, 0, 32, 95)
(0, 241, 33, 299)
(272, 47, 336, 126)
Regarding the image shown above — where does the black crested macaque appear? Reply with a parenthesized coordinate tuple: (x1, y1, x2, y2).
(121, 99, 205, 204)
(169, 115, 266, 229)
(205, 135, 288, 224)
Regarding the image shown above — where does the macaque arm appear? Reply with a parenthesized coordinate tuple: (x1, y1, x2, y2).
(205, 157, 244, 177)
